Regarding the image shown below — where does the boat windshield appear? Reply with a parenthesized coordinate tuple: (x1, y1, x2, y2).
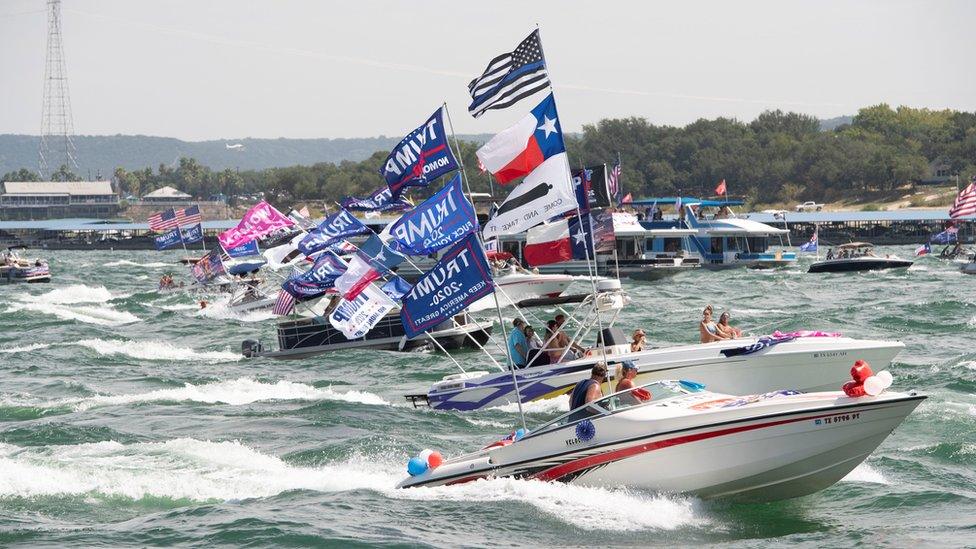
(530, 380, 691, 435)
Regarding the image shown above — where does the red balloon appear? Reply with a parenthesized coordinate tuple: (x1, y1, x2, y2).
(427, 451, 443, 469)
(850, 361, 874, 384)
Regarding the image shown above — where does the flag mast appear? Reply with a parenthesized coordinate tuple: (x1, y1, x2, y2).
(443, 102, 528, 431)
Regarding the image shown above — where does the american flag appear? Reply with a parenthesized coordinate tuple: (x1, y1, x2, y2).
(468, 29, 550, 118)
(148, 208, 178, 231)
(608, 162, 621, 203)
(272, 288, 296, 316)
(949, 177, 976, 219)
(175, 205, 202, 226)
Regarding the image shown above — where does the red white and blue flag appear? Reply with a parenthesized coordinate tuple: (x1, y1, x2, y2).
(915, 242, 931, 257)
(523, 220, 572, 266)
(148, 208, 178, 231)
(272, 288, 296, 315)
(799, 230, 818, 253)
(176, 205, 202, 226)
(476, 93, 565, 185)
(949, 177, 976, 219)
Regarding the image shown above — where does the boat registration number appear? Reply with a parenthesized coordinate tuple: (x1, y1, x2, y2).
(815, 412, 860, 425)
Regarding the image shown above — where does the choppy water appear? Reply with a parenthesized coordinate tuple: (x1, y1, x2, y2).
(1, 248, 974, 547)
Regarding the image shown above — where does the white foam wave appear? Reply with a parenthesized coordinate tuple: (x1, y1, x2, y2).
(399, 476, 706, 531)
(71, 339, 241, 363)
(0, 343, 51, 354)
(63, 378, 389, 410)
(154, 303, 200, 311)
(840, 462, 888, 484)
(22, 284, 114, 304)
(6, 302, 140, 327)
(489, 398, 569, 415)
(193, 298, 276, 323)
(0, 439, 704, 530)
(103, 260, 171, 268)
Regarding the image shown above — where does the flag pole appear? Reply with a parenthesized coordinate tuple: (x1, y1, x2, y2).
(536, 23, 612, 390)
(444, 101, 527, 431)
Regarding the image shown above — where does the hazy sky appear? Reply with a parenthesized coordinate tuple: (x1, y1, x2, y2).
(1, 0, 974, 141)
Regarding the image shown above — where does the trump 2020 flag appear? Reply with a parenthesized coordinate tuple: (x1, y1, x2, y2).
(180, 223, 203, 245)
(388, 174, 477, 255)
(329, 283, 397, 339)
(380, 276, 412, 302)
(401, 234, 494, 338)
(482, 152, 577, 238)
(154, 228, 183, 250)
(298, 209, 369, 256)
(225, 239, 259, 258)
(476, 94, 565, 185)
(381, 107, 459, 197)
(298, 251, 347, 286)
(342, 186, 412, 212)
(218, 201, 294, 251)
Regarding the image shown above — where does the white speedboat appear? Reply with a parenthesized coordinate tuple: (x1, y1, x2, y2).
(469, 271, 575, 312)
(398, 380, 924, 502)
(407, 332, 904, 411)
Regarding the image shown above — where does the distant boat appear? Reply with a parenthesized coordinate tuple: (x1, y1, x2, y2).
(809, 242, 913, 273)
(225, 143, 245, 150)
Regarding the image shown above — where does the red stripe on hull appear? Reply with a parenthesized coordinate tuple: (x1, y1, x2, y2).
(531, 410, 843, 482)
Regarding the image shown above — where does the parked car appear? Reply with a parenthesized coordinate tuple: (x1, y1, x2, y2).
(796, 201, 824, 212)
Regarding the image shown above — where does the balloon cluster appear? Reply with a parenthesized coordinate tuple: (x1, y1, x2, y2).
(842, 360, 894, 397)
(406, 448, 444, 476)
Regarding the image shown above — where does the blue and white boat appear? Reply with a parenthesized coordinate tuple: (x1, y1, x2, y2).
(637, 198, 796, 269)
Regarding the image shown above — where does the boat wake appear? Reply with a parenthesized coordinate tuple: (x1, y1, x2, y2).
(103, 260, 172, 268)
(840, 462, 889, 484)
(70, 338, 241, 363)
(4, 285, 140, 326)
(487, 398, 570, 415)
(0, 438, 705, 531)
(0, 343, 52, 355)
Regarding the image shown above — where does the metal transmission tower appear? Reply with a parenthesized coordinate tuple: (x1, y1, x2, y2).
(39, 0, 79, 179)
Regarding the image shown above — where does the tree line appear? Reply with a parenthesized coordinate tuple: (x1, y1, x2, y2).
(4, 104, 974, 210)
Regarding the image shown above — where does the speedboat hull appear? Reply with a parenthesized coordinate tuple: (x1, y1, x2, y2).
(809, 258, 913, 273)
(0, 265, 51, 284)
(469, 273, 574, 311)
(398, 388, 924, 502)
(960, 262, 976, 275)
(416, 337, 904, 411)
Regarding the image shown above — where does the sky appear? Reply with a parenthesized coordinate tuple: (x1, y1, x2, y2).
(1, 0, 974, 141)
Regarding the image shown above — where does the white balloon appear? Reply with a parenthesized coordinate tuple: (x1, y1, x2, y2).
(876, 370, 894, 389)
(418, 448, 433, 462)
(864, 376, 884, 396)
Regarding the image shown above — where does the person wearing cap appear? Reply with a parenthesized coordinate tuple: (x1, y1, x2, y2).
(615, 361, 651, 405)
(630, 329, 647, 352)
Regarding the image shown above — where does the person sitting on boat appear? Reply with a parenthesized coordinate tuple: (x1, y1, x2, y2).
(507, 318, 528, 369)
(717, 312, 742, 339)
(700, 306, 728, 343)
(569, 363, 608, 414)
(615, 361, 651, 406)
(545, 320, 565, 363)
(524, 325, 550, 367)
(630, 329, 647, 352)
(555, 314, 587, 358)
(825, 248, 834, 260)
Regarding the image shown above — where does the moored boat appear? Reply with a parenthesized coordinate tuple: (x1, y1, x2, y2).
(397, 379, 924, 502)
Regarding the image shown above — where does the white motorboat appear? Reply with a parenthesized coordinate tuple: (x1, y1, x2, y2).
(0, 246, 51, 284)
(468, 271, 575, 312)
(397, 380, 924, 502)
(406, 332, 905, 411)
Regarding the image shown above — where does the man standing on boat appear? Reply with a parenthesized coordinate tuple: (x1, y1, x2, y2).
(507, 319, 528, 369)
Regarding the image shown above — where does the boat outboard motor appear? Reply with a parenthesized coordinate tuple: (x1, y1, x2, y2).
(596, 327, 631, 355)
(241, 339, 264, 358)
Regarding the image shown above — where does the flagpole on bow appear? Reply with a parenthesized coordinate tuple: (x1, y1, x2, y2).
(443, 101, 527, 431)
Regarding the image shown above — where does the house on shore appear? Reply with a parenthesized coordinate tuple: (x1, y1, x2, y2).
(0, 181, 119, 220)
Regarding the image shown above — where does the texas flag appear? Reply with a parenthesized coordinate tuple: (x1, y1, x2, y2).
(476, 94, 565, 185)
(335, 254, 381, 300)
(524, 220, 572, 266)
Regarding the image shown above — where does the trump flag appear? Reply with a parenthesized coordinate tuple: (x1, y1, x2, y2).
(381, 107, 459, 197)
